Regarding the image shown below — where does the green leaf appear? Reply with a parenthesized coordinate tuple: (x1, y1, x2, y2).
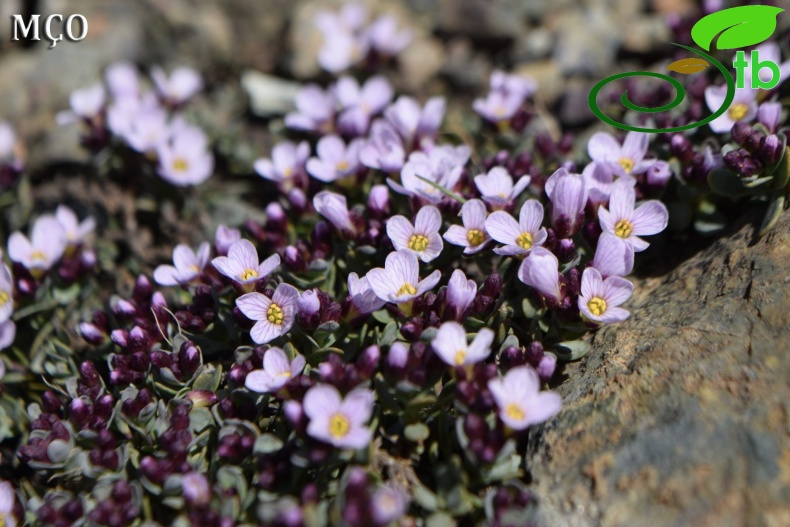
(708, 168, 761, 198)
(759, 192, 786, 237)
(691, 5, 784, 51)
(555, 340, 591, 361)
(254, 434, 284, 454)
(404, 423, 430, 442)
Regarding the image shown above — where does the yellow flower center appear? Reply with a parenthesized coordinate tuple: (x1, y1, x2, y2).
(614, 219, 633, 238)
(0, 512, 6, 527)
(267, 303, 284, 325)
(408, 234, 429, 252)
(283, 167, 293, 178)
(328, 413, 350, 438)
(336, 160, 349, 171)
(31, 250, 47, 261)
(729, 103, 749, 121)
(241, 268, 259, 281)
(189, 265, 200, 273)
(587, 297, 607, 316)
(467, 229, 484, 246)
(516, 232, 533, 249)
(505, 403, 525, 421)
(619, 157, 634, 174)
(454, 350, 466, 365)
(172, 158, 189, 172)
(396, 283, 417, 297)
(276, 371, 292, 378)
(0, 291, 9, 306)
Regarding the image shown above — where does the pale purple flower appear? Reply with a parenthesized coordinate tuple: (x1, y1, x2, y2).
(704, 85, 758, 133)
(214, 224, 241, 256)
(598, 182, 668, 251)
(443, 199, 491, 255)
(348, 272, 386, 315)
(69, 83, 105, 120)
(156, 124, 214, 186)
(359, 120, 406, 173)
(119, 106, 170, 153)
(306, 135, 363, 183)
(592, 232, 634, 278)
(0, 123, 16, 164)
(317, 32, 369, 74)
(389, 145, 470, 203)
(182, 472, 211, 508)
(313, 191, 356, 235)
(151, 66, 203, 104)
(236, 283, 299, 345)
(153, 242, 211, 286)
(646, 160, 672, 188)
(757, 101, 782, 133)
(303, 384, 374, 449)
(431, 321, 494, 367)
(211, 239, 279, 287)
(297, 288, 321, 323)
(583, 161, 617, 207)
(368, 184, 390, 214)
(445, 269, 476, 320)
(367, 15, 412, 56)
(488, 366, 562, 430)
(370, 485, 409, 525)
(0, 266, 12, 323)
(474, 167, 530, 210)
(285, 84, 335, 134)
(366, 250, 441, 304)
(254, 141, 310, 191)
(386, 206, 443, 262)
(0, 320, 15, 352)
(536, 354, 557, 382)
(387, 341, 409, 369)
(484, 200, 547, 256)
(335, 76, 393, 136)
(545, 167, 589, 237)
(8, 215, 67, 273)
(588, 131, 651, 177)
(0, 479, 17, 527)
(105, 61, 140, 100)
(55, 205, 95, 246)
(315, 3, 368, 33)
(245, 347, 306, 393)
(490, 70, 537, 100)
(517, 247, 561, 303)
(578, 267, 633, 324)
(472, 90, 525, 124)
(384, 96, 445, 146)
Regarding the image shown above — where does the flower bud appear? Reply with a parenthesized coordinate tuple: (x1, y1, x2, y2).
(79, 322, 105, 345)
(670, 134, 694, 163)
(758, 134, 784, 167)
(537, 353, 557, 381)
(730, 121, 752, 146)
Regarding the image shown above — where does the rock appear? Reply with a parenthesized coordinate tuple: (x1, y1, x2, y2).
(440, 39, 491, 93)
(514, 61, 563, 106)
(528, 211, 790, 527)
(622, 16, 672, 54)
(241, 71, 301, 117)
(398, 36, 446, 93)
(552, 10, 619, 75)
(436, 0, 526, 39)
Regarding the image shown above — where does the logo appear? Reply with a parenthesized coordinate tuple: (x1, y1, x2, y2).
(588, 5, 784, 133)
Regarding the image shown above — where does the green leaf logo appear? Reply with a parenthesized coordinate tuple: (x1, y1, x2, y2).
(691, 5, 784, 51)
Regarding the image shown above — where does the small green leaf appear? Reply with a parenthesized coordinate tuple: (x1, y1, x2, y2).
(759, 192, 786, 237)
(691, 5, 784, 51)
(555, 340, 591, 361)
(254, 434, 284, 454)
(708, 168, 760, 198)
(404, 423, 430, 442)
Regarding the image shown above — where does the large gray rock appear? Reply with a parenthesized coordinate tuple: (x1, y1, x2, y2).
(528, 211, 790, 526)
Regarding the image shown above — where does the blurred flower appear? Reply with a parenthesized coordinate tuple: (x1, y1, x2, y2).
(153, 242, 211, 286)
(315, 4, 369, 73)
(285, 84, 335, 133)
(58, 83, 105, 124)
(236, 283, 299, 344)
(105, 61, 140, 100)
(366, 250, 441, 304)
(313, 191, 356, 235)
(592, 232, 634, 278)
(488, 366, 562, 430)
(757, 101, 782, 133)
(474, 167, 530, 210)
(0, 479, 17, 527)
(359, 120, 406, 172)
(473, 70, 535, 124)
(370, 485, 408, 525)
(8, 215, 67, 274)
(254, 140, 310, 192)
(445, 269, 477, 321)
(578, 267, 633, 324)
(55, 205, 95, 246)
(120, 106, 169, 154)
(348, 272, 386, 315)
(517, 247, 561, 303)
(384, 96, 445, 146)
(0, 265, 13, 323)
(588, 131, 651, 177)
(303, 384, 374, 449)
(645, 160, 672, 188)
(484, 199, 547, 256)
(0, 320, 15, 351)
(390, 145, 470, 203)
(214, 224, 241, 256)
(386, 205, 443, 262)
(443, 199, 491, 255)
(432, 321, 493, 367)
(335, 76, 393, 136)
(182, 472, 211, 508)
(307, 135, 363, 183)
(211, 239, 279, 289)
(156, 124, 213, 186)
(704, 86, 758, 133)
(245, 348, 306, 393)
(545, 167, 588, 237)
(598, 181, 668, 251)
(367, 14, 412, 57)
(368, 184, 390, 215)
(151, 66, 203, 104)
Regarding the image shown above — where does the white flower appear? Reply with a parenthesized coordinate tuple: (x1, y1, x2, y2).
(386, 206, 443, 262)
(431, 321, 494, 367)
(236, 283, 299, 344)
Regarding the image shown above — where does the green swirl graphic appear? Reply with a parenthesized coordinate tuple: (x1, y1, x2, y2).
(588, 43, 736, 133)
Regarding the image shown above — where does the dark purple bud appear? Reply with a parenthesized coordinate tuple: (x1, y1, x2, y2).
(463, 413, 486, 441)
(42, 391, 62, 414)
(69, 398, 90, 425)
(758, 134, 784, 166)
(525, 341, 544, 368)
(356, 345, 380, 380)
(284, 245, 307, 273)
(564, 267, 580, 296)
(133, 275, 153, 303)
(670, 134, 694, 163)
(499, 346, 525, 369)
(79, 322, 105, 345)
(111, 329, 129, 347)
(265, 202, 287, 232)
(80, 360, 101, 386)
(113, 299, 137, 317)
(400, 317, 423, 342)
(556, 238, 576, 264)
(537, 354, 557, 381)
(731, 122, 752, 146)
(744, 129, 766, 153)
(480, 274, 502, 299)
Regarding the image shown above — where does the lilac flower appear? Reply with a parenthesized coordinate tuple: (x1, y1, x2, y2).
(151, 66, 203, 104)
(473, 70, 536, 124)
(517, 247, 561, 303)
(156, 125, 214, 186)
(211, 239, 279, 288)
(491, 70, 537, 100)
(8, 215, 67, 274)
(645, 160, 672, 188)
(245, 347, 306, 393)
(545, 167, 588, 237)
(0, 479, 16, 527)
(474, 167, 530, 210)
(303, 384, 374, 449)
(317, 31, 368, 74)
(236, 283, 299, 344)
(366, 250, 441, 304)
(578, 267, 633, 324)
(592, 232, 634, 278)
(367, 15, 413, 56)
(431, 321, 494, 367)
(370, 485, 408, 525)
(0, 320, 15, 351)
(387, 341, 409, 369)
(254, 141, 310, 191)
(386, 206, 443, 262)
(313, 191, 356, 235)
(484, 200, 547, 256)
(588, 132, 651, 177)
(757, 102, 782, 133)
(297, 288, 321, 322)
(55, 205, 95, 246)
(105, 61, 140, 100)
(306, 135, 363, 183)
(69, 83, 106, 120)
(598, 182, 668, 251)
(0, 265, 13, 323)
(285, 84, 335, 134)
(0, 123, 18, 166)
(384, 96, 445, 146)
(488, 366, 562, 430)
(390, 145, 470, 203)
(348, 272, 386, 315)
(583, 161, 619, 207)
(704, 86, 758, 133)
(214, 225, 241, 256)
(153, 242, 211, 286)
(443, 199, 491, 255)
(335, 76, 393, 136)
(445, 269, 476, 320)
(368, 185, 390, 215)
(359, 120, 407, 173)
(120, 106, 170, 154)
